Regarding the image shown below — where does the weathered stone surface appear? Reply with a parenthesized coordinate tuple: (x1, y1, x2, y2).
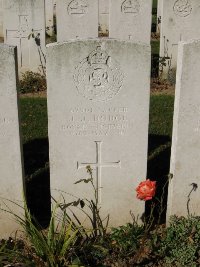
(160, 0, 200, 81)
(109, 0, 152, 43)
(167, 39, 200, 219)
(45, 0, 54, 36)
(0, 44, 24, 238)
(3, 0, 46, 74)
(56, 0, 98, 41)
(47, 39, 150, 227)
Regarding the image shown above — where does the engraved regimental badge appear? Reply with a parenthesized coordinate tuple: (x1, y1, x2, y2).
(74, 46, 124, 102)
(121, 0, 140, 15)
(173, 0, 192, 17)
(67, 0, 88, 16)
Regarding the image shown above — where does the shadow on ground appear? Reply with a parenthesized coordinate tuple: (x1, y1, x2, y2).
(146, 134, 172, 225)
(23, 138, 51, 228)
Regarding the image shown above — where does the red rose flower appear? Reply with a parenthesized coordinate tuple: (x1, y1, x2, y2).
(136, 179, 156, 201)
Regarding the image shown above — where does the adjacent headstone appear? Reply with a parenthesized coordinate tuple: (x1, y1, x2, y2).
(0, 0, 3, 38)
(53, 0, 56, 16)
(56, 0, 98, 41)
(45, 0, 54, 36)
(99, 0, 109, 36)
(167, 39, 200, 219)
(156, 0, 162, 34)
(160, 0, 200, 81)
(0, 44, 24, 238)
(109, 0, 152, 43)
(3, 0, 46, 74)
(47, 39, 150, 226)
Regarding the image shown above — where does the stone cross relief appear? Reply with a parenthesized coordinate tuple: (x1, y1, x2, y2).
(6, 15, 42, 67)
(77, 141, 121, 203)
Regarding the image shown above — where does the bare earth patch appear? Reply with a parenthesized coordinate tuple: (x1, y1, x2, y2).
(19, 90, 47, 98)
(151, 78, 175, 95)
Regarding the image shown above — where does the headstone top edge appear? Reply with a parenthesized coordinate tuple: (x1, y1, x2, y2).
(46, 39, 151, 49)
(179, 38, 200, 47)
(0, 43, 16, 53)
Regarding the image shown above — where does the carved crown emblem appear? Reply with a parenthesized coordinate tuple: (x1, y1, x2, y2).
(88, 46, 109, 65)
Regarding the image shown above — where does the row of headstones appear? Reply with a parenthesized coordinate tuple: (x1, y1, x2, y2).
(0, 0, 55, 38)
(0, 0, 153, 74)
(2, 0, 200, 82)
(1, 36, 200, 238)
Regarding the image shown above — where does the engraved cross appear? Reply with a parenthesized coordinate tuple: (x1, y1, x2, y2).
(6, 15, 42, 67)
(77, 141, 121, 203)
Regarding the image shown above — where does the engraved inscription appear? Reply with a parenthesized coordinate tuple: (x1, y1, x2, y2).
(77, 141, 121, 203)
(121, 0, 140, 15)
(67, 0, 88, 15)
(173, 0, 192, 17)
(74, 46, 124, 101)
(61, 106, 132, 136)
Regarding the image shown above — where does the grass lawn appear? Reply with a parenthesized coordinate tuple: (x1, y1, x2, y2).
(152, 0, 157, 9)
(151, 40, 160, 55)
(20, 98, 48, 144)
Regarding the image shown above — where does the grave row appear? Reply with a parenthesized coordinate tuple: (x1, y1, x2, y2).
(1, 36, 200, 237)
(0, 0, 153, 74)
(1, 0, 200, 82)
(1, 0, 200, 238)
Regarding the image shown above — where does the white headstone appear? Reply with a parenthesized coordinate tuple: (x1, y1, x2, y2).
(0, 44, 24, 238)
(56, 0, 98, 41)
(0, 0, 3, 38)
(3, 0, 46, 74)
(160, 0, 200, 81)
(109, 0, 152, 43)
(167, 39, 200, 218)
(99, 0, 109, 36)
(47, 39, 150, 226)
(45, 0, 54, 36)
(156, 0, 162, 34)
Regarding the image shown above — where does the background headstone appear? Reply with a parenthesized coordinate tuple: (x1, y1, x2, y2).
(167, 39, 200, 219)
(160, 0, 200, 81)
(56, 0, 98, 41)
(0, 0, 3, 38)
(156, 0, 162, 34)
(3, 0, 46, 74)
(0, 44, 24, 238)
(109, 0, 152, 43)
(47, 39, 150, 227)
(45, 0, 54, 36)
(99, 0, 109, 36)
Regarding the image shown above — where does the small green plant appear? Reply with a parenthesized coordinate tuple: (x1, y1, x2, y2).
(158, 216, 200, 266)
(2, 199, 80, 267)
(19, 71, 47, 94)
(110, 222, 144, 257)
(58, 165, 109, 239)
